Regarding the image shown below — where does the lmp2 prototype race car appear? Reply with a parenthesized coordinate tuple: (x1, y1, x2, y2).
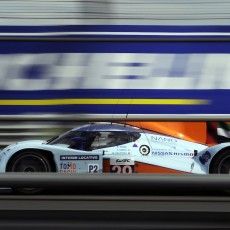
(0, 121, 230, 193)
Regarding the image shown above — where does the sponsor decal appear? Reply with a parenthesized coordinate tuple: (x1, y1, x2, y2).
(60, 155, 99, 161)
(117, 146, 127, 149)
(112, 146, 129, 155)
(151, 136, 177, 143)
(190, 162, 195, 172)
(152, 151, 194, 157)
(110, 152, 127, 155)
(154, 148, 176, 152)
(116, 159, 130, 163)
(88, 164, 99, 173)
(199, 151, 211, 165)
(60, 162, 76, 173)
(139, 145, 150, 156)
(110, 157, 135, 173)
(108, 146, 130, 155)
(110, 158, 134, 166)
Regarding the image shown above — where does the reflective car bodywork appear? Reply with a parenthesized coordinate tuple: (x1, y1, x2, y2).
(0, 122, 230, 175)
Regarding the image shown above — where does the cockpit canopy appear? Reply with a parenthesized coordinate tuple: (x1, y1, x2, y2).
(48, 123, 141, 151)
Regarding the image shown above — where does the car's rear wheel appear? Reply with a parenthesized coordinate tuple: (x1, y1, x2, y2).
(210, 150, 230, 174)
(7, 151, 53, 194)
(209, 150, 230, 194)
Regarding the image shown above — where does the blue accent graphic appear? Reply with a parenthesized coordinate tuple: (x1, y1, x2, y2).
(24, 65, 47, 79)
(199, 151, 211, 165)
(169, 54, 189, 77)
(0, 41, 230, 54)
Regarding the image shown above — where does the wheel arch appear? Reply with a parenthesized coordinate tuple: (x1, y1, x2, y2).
(209, 146, 230, 173)
(6, 148, 57, 172)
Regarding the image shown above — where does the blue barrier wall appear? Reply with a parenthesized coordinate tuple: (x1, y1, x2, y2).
(0, 1, 230, 116)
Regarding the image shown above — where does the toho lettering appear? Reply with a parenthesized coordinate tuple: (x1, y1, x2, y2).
(60, 162, 76, 173)
(151, 136, 177, 143)
(60, 155, 99, 161)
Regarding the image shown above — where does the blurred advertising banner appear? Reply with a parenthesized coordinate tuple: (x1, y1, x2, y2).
(0, 25, 230, 118)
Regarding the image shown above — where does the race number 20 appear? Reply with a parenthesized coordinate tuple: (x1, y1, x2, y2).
(110, 165, 134, 174)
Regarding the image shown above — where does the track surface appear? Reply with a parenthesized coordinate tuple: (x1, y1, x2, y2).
(0, 194, 229, 211)
(0, 194, 230, 229)
(1, 174, 230, 229)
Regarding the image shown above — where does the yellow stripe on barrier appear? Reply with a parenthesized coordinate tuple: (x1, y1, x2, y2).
(0, 99, 210, 106)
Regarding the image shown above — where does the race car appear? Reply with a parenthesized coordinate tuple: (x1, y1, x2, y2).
(0, 122, 230, 194)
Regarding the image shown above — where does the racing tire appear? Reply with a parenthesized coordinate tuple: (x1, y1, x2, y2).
(6, 150, 53, 195)
(210, 150, 230, 174)
(139, 145, 150, 156)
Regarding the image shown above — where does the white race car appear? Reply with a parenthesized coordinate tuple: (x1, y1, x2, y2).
(0, 122, 229, 193)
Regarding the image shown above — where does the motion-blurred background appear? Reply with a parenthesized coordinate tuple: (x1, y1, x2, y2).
(0, 0, 230, 148)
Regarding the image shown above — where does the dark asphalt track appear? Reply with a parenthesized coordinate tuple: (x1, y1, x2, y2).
(0, 194, 229, 212)
(1, 173, 230, 229)
(0, 194, 230, 229)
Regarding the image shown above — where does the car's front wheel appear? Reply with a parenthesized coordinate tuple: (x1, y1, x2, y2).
(6, 150, 53, 194)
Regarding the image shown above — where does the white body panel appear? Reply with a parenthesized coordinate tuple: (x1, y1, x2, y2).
(1, 125, 230, 175)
